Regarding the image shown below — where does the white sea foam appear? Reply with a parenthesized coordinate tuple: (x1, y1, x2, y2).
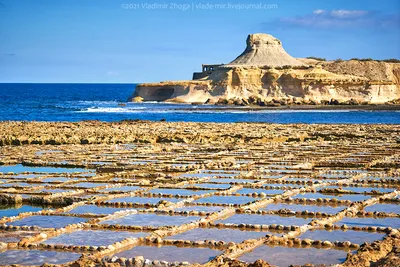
(79, 107, 146, 113)
(78, 106, 355, 114)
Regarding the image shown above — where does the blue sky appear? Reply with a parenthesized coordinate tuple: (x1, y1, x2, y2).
(0, 0, 399, 83)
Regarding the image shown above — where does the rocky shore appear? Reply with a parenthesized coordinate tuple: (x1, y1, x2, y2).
(1, 121, 400, 147)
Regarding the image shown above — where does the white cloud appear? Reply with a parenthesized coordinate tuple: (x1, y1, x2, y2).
(269, 9, 390, 29)
(313, 10, 325, 15)
(330, 10, 368, 18)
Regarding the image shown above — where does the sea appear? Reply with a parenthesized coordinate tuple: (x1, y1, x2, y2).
(1, 83, 399, 124)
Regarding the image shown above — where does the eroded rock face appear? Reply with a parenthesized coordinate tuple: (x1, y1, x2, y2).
(226, 33, 304, 67)
(132, 33, 400, 104)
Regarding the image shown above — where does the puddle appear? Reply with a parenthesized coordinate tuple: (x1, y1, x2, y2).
(364, 204, 400, 214)
(0, 249, 81, 265)
(113, 245, 221, 264)
(0, 164, 89, 174)
(216, 214, 311, 226)
(10, 215, 87, 228)
(67, 205, 135, 215)
(299, 229, 385, 244)
(239, 245, 349, 266)
(194, 196, 261, 205)
(336, 217, 400, 228)
(237, 188, 284, 195)
(166, 228, 275, 243)
(107, 196, 182, 204)
(174, 205, 223, 212)
(261, 203, 346, 214)
(100, 214, 200, 227)
(292, 193, 370, 202)
(44, 230, 148, 246)
(0, 204, 43, 219)
(148, 188, 213, 196)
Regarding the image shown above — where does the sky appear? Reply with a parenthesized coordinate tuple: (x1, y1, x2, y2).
(0, 0, 399, 83)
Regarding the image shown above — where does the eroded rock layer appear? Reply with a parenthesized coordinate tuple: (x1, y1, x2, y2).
(133, 34, 400, 104)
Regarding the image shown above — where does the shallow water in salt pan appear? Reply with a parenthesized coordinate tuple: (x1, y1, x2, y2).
(336, 217, 400, 228)
(44, 230, 148, 246)
(0, 230, 39, 243)
(292, 193, 370, 202)
(0, 164, 89, 174)
(208, 178, 256, 184)
(165, 228, 275, 243)
(236, 188, 284, 195)
(41, 177, 78, 183)
(239, 245, 349, 266)
(173, 205, 223, 212)
(188, 183, 231, 189)
(69, 182, 108, 188)
(324, 186, 395, 193)
(299, 229, 385, 244)
(107, 196, 182, 204)
(67, 204, 135, 215)
(0, 204, 43, 219)
(149, 188, 213, 196)
(114, 245, 221, 264)
(364, 203, 400, 214)
(261, 203, 346, 214)
(100, 213, 200, 227)
(0, 249, 81, 265)
(40, 188, 72, 194)
(99, 186, 141, 193)
(216, 214, 311, 226)
(194, 195, 260, 205)
(10, 215, 87, 228)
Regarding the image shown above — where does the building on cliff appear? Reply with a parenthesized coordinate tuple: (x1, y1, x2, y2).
(132, 33, 400, 104)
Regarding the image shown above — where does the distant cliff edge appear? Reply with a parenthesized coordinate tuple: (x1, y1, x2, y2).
(131, 33, 400, 105)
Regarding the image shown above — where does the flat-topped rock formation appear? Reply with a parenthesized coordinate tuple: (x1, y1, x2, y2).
(132, 34, 400, 104)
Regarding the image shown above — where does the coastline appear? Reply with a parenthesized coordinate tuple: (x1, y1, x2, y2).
(1, 121, 399, 147)
(180, 104, 400, 111)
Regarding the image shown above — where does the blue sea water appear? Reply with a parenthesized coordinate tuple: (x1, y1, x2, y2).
(1, 83, 399, 123)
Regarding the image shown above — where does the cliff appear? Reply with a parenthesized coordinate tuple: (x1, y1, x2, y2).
(132, 34, 400, 104)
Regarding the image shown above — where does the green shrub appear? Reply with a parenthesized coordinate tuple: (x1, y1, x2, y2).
(306, 56, 326, 61)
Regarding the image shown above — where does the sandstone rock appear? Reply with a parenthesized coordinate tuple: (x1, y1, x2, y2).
(133, 34, 400, 104)
(131, 96, 144, 103)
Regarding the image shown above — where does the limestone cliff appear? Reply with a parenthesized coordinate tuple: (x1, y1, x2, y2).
(132, 33, 400, 104)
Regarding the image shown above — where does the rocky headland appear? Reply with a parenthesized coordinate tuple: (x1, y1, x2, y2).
(131, 33, 400, 106)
